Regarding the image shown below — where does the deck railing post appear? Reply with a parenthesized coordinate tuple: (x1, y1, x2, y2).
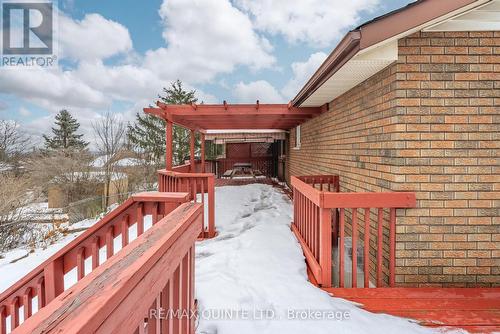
(43, 257, 64, 303)
(207, 174, 215, 238)
(165, 120, 173, 171)
(189, 130, 195, 172)
(201, 133, 206, 173)
(319, 207, 332, 287)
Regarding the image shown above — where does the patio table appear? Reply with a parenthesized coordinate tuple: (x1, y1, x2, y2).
(231, 163, 254, 178)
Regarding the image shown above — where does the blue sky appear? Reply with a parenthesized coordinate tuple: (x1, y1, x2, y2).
(0, 0, 411, 142)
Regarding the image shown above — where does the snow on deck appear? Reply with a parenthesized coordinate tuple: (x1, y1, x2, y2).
(195, 184, 452, 334)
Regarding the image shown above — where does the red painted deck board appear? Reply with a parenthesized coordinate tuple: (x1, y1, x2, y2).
(324, 287, 500, 299)
(324, 287, 500, 333)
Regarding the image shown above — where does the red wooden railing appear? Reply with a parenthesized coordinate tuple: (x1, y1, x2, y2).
(172, 160, 216, 174)
(11, 202, 203, 334)
(158, 168, 216, 238)
(0, 192, 189, 334)
(291, 175, 416, 288)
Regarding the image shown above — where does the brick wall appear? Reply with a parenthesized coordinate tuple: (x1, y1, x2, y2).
(288, 31, 499, 287)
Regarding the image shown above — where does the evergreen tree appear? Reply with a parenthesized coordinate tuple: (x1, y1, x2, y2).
(43, 110, 88, 150)
(128, 80, 199, 165)
(127, 113, 166, 164)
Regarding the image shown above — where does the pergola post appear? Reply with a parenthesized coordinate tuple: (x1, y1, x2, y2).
(189, 129, 195, 172)
(201, 133, 206, 173)
(165, 120, 173, 170)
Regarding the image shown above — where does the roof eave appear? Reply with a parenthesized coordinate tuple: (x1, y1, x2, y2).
(291, 0, 485, 107)
(291, 31, 361, 107)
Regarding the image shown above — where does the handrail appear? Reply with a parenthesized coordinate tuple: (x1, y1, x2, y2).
(0, 191, 189, 333)
(158, 168, 216, 238)
(291, 175, 416, 289)
(11, 202, 203, 334)
(159, 169, 214, 178)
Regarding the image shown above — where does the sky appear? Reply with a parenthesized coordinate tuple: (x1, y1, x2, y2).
(0, 0, 411, 145)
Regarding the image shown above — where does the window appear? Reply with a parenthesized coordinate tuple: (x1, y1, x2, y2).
(294, 125, 301, 149)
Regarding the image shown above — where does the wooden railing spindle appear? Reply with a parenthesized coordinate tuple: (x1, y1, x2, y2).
(0, 305, 6, 334)
(364, 208, 370, 288)
(106, 226, 114, 260)
(122, 215, 129, 248)
(10, 297, 19, 329)
(22, 288, 32, 320)
(339, 208, 345, 288)
(137, 203, 144, 236)
(377, 208, 383, 287)
(36, 277, 45, 309)
(352, 208, 358, 288)
(77, 247, 85, 281)
(91, 236, 100, 270)
(389, 208, 396, 287)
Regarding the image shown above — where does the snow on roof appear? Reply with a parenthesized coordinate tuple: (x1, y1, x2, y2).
(114, 158, 147, 167)
(91, 156, 148, 168)
(91, 156, 107, 168)
(54, 171, 127, 183)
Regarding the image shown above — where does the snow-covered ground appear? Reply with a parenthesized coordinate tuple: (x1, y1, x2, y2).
(0, 216, 152, 295)
(15, 202, 68, 222)
(195, 184, 459, 334)
(0, 218, 96, 294)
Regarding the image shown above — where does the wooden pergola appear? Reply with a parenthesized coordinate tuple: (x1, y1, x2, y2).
(144, 101, 323, 171)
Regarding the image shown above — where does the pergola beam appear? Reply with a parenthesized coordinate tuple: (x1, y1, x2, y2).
(144, 101, 326, 168)
(155, 102, 321, 116)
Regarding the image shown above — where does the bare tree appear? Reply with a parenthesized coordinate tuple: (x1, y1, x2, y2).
(92, 112, 126, 207)
(0, 174, 31, 252)
(0, 120, 31, 162)
(28, 149, 94, 187)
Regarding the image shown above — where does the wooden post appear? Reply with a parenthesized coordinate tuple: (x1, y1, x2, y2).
(44, 258, 64, 303)
(201, 133, 206, 173)
(319, 207, 332, 287)
(166, 120, 173, 170)
(189, 130, 195, 172)
(389, 208, 396, 287)
(207, 175, 215, 238)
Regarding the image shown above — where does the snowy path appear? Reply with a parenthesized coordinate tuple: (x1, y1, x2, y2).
(195, 184, 459, 334)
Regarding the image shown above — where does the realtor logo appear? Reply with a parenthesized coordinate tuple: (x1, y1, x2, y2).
(1, 0, 57, 67)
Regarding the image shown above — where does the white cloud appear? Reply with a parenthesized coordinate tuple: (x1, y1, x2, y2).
(233, 80, 285, 103)
(0, 67, 108, 110)
(235, 0, 380, 47)
(144, 0, 276, 84)
(60, 13, 133, 61)
(74, 61, 163, 103)
(18, 107, 31, 117)
(281, 52, 328, 99)
(233, 52, 328, 104)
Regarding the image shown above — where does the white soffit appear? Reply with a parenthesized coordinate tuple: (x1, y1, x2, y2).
(301, 40, 398, 107)
(299, 0, 494, 107)
(425, 0, 500, 31)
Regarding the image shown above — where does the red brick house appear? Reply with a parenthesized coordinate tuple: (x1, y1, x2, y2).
(287, 0, 500, 287)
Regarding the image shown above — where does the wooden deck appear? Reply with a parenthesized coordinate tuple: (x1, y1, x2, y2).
(323, 287, 500, 333)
